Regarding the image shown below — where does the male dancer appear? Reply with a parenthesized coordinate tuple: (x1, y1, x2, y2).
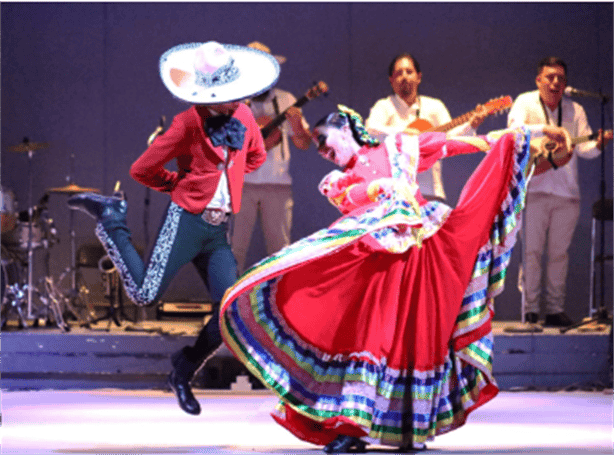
(68, 41, 279, 415)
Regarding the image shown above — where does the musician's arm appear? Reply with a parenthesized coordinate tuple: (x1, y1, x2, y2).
(285, 106, 311, 150)
(574, 107, 602, 159)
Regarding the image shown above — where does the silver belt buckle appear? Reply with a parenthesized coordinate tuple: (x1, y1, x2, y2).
(202, 209, 228, 226)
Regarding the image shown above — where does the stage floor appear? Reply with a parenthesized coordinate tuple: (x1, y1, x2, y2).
(1, 389, 611, 455)
(1, 318, 611, 392)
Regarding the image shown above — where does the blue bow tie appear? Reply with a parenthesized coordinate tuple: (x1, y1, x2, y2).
(205, 115, 246, 150)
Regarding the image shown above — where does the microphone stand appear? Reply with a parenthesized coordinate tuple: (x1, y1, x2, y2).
(561, 90, 612, 334)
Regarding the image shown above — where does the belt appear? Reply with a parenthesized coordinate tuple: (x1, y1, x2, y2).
(201, 208, 231, 226)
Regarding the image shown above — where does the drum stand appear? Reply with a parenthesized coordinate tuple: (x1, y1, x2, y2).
(24, 141, 35, 320)
(36, 154, 97, 330)
(17, 139, 59, 328)
(9, 138, 59, 328)
(4, 139, 89, 330)
(1, 248, 29, 329)
(62, 204, 94, 328)
(34, 243, 97, 331)
(1, 285, 29, 329)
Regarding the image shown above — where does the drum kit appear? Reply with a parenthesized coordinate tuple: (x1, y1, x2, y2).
(1, 139, 107, 331)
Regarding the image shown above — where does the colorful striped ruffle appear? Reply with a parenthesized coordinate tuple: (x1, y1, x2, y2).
(221, 129, 531, 449)
(452, 129, 530, 343)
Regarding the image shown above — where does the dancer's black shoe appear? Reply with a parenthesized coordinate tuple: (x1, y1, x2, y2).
(67, 192, 127, 221)
(323, 435, 367, 453)
(167, 349, 201, 415)
(400, 442, 428, 452)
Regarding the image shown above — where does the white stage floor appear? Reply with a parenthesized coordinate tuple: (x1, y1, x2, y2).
(1, 389, 611, 455)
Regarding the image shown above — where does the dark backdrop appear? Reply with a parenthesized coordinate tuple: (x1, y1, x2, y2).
(2, 2, 612, 322)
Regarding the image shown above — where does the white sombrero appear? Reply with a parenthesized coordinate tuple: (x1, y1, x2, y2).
(159, 41, 280, 105)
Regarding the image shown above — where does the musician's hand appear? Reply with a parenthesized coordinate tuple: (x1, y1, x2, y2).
(285, 107, 304, 129)
(469, 104, 488, 130)
(596, 128, 613, 149)
(543, 125, 572, 154)
(286, 106, 311, 150)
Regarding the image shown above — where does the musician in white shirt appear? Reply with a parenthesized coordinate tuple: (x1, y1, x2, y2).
(232, 42, 311, 274)
(507, 56, 611, 327)
(366, 53, 486, 201)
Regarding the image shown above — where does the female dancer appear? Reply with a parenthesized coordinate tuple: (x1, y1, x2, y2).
(220, 105, 569, 452)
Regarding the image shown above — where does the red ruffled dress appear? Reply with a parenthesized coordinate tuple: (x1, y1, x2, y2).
(220, 129, 532, 449)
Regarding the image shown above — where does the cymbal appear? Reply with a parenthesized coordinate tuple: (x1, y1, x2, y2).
(8, 141, 50, 153)
(47, 183, 100, 194)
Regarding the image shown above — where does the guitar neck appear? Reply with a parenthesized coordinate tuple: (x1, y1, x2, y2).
(260, 95, 310, 138)
(572, 132, 598, 146)
(422, 96, 512, 134)
(427, 110, 476, 133)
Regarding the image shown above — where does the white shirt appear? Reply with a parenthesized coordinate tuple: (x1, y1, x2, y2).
(366, 94, 476, 200)
(507, 90, 600, 200)
(205, 108, 232, 212)
(244, 88, 309, 185)
(206, 144, 232, 212)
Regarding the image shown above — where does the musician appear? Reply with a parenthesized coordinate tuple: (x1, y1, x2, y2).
(231, 42, 312, 274)
(366, 53, 487, 202)
(508, 56, 612, 327)
(68, 41, 276, 415)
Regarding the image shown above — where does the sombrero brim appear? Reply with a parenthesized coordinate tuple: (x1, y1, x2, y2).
(159, 43, 280, 105)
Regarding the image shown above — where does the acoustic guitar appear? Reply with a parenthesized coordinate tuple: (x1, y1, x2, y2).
(257, 81, 328, 150)
(531, 129, 613, 175)
(405, 95, 513, 134)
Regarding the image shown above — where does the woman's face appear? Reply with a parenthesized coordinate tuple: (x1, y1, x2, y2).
(314, 124, 357, 167)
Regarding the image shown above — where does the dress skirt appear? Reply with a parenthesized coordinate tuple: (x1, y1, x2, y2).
(220, 130, 531, 448)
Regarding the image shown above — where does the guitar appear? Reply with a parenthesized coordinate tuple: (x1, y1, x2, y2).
(257, 81, 328, 150)
(531, 129, 613, 175)
(405, 95, 513, 134)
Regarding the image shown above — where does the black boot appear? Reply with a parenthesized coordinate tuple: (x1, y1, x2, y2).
(400, 442, 427, 452)
(168, 348, 201, 415)
(323, 435, 367, 453)
(67, 192, 127, 221)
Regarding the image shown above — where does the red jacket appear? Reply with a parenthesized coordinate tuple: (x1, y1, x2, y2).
(130, 104, 266, 214)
